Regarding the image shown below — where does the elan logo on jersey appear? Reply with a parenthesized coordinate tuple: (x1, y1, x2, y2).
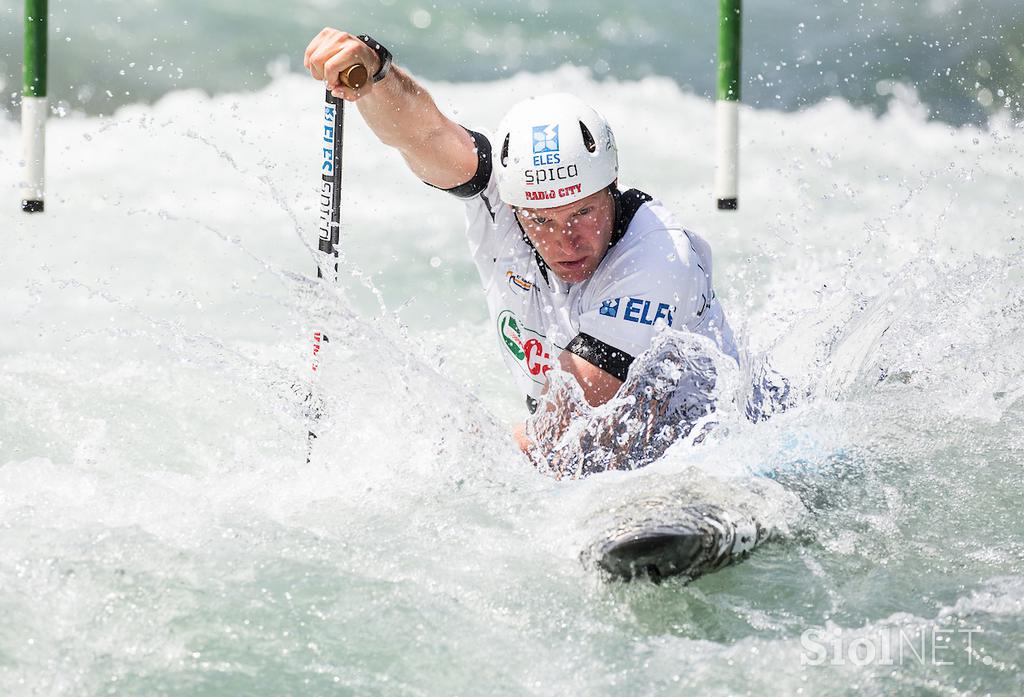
(600, 297, 675, 326)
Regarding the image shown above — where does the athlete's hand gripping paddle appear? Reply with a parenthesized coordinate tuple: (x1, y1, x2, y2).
(306, 64, 365, 463)
(334, 64, 368, 92)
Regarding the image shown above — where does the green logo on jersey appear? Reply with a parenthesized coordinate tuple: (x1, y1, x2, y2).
(498, 310, 526, 360)
(496, 310, 555, 383)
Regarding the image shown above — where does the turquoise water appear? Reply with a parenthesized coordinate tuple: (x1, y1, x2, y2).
(1, 5, 1023, 696)
(0, 0, 1022, 125)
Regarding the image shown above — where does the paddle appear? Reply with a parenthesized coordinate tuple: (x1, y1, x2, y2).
(307, 63, 368, 462)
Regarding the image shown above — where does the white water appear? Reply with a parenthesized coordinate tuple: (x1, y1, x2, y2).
(1, 71, 1022, 695)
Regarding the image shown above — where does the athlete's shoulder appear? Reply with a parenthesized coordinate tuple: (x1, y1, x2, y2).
(599, 198, 708, 283)
(626, 196, 683, 235)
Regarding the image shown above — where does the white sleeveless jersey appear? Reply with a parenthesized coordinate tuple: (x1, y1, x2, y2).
(442, 130, 738, 405)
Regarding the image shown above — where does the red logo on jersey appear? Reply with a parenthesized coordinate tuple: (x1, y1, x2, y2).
(497, 310, 554, 383)
(523, 338, 552, 377)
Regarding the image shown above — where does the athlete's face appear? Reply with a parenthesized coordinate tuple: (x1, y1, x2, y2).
(514, 187, 615, 284)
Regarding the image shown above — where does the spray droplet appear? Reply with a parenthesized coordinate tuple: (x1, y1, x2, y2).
(410, 9, 432, 29)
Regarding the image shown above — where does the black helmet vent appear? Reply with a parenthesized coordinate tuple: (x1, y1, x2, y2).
(501, 133, 510, 166)
(579, 121, 597, 153)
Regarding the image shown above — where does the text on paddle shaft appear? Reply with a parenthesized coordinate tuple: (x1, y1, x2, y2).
(321, 104, 337, 174)
(318, 181, 335, 244)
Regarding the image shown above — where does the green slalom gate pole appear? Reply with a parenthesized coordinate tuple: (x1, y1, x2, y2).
(22, 0, 47, 213)
(715, 0, 741, 211)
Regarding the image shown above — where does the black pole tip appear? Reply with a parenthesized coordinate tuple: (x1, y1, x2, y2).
(716, 198, 738, 211)
(22, 199, 44, 213)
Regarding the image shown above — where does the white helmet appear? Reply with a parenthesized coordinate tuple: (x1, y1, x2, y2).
(495, 93, 618, 208)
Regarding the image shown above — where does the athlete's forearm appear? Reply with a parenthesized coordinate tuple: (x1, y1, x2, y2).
(513, 423, 531, 453)
(360, 66, 478, 187)
(358, 66, 477, 187)
(355, 66, 444, 150)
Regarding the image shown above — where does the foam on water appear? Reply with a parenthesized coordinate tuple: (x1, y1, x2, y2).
(1, 71, 1022, 694)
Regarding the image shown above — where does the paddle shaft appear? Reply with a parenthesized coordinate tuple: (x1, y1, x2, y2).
(307, 65, 364, 459)
(317, 63, 365, 281)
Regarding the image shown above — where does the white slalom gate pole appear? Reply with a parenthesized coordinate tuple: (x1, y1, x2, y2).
(306, 64, 368, 463)
(21, 0, 47, 213)
(715, 0, 741, 211)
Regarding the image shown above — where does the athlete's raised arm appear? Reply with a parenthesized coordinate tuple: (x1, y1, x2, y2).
(303, 28, 479, 190)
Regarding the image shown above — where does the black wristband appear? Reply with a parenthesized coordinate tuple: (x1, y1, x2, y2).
(565, 333, 634, 383)
(357, 34, 393, 83)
